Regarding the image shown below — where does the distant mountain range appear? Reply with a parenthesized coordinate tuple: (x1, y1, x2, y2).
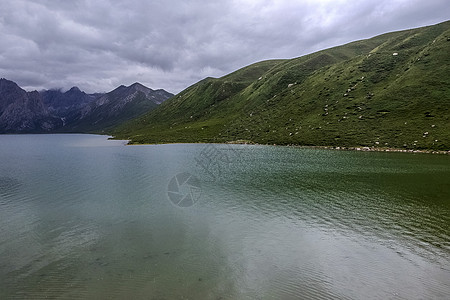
(113, 20, 450, 151)
(0, 78, 173, 133)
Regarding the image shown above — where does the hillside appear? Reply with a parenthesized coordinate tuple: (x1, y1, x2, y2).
(113, 21, 450, 150)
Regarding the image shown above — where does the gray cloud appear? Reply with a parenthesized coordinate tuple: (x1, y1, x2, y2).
(0, 0, 449, 94)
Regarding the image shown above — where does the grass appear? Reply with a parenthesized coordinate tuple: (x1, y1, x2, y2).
(113, 20, 450, 151)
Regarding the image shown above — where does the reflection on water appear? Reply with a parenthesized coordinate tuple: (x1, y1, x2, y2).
(0, 135, 449, 299)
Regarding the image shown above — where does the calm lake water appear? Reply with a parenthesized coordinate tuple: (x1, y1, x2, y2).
(0, 134, 449, 299)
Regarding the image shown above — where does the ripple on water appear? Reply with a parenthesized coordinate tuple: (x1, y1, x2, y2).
(1, 138, 450, 299)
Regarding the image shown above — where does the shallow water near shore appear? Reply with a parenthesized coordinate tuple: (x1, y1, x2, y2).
(1, 134, 449, 299)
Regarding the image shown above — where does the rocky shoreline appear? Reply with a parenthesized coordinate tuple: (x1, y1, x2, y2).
(314, 146, 450, 155)
(120, 137, 450, 155)
(226, 140, 450, 155)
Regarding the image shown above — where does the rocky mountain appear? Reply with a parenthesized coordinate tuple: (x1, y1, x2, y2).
(0, 79, 173, 133)
(0, 78, 62, 133)
(113, 20, 450, 151)
(41, 87, 99, 123)
(65, 83, 173, 132)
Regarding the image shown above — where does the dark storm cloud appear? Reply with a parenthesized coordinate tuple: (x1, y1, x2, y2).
(0, 0, 449, 94)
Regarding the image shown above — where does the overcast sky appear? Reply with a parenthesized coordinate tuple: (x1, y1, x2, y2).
(1, 0, 449, 94)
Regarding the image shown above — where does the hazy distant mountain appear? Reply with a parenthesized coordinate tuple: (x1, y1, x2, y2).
(113, 20, 450, 150)
(61, 82, 173, 132)
(41, 87, 99, 117)
(0, 79, 173, 133)
(40, 87, 100, 127)
(0, 78, 62, 133)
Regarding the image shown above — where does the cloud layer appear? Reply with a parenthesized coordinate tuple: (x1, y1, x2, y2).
(1, 0, 449, 94)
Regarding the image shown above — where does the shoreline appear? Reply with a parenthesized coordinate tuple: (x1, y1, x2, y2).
(288, 145, 450, 155)
(113, 137, 450, 155)
(232, 143, 450, 155)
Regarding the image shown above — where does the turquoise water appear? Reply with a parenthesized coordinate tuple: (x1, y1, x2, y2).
(0, 134, 449, 299)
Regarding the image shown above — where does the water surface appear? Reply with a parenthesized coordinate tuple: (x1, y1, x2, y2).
(0, 134, 449, 299)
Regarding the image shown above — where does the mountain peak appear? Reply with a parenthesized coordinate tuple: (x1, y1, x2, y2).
(130, 82, 143, 87)
(129, 82, 152, 91)
(0, 78, 20, 88)
(0, 78, 61, 133)
(0, 78, 173, 133)
(68, 86, 81, 93)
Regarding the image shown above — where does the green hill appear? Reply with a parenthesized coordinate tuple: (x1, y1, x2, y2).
(113, 21, 450, 150)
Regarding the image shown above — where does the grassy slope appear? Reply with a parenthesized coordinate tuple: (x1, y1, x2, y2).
(113, 21, 450, 150)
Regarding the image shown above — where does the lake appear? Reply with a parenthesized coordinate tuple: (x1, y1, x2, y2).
(0, 134, 449, 299)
